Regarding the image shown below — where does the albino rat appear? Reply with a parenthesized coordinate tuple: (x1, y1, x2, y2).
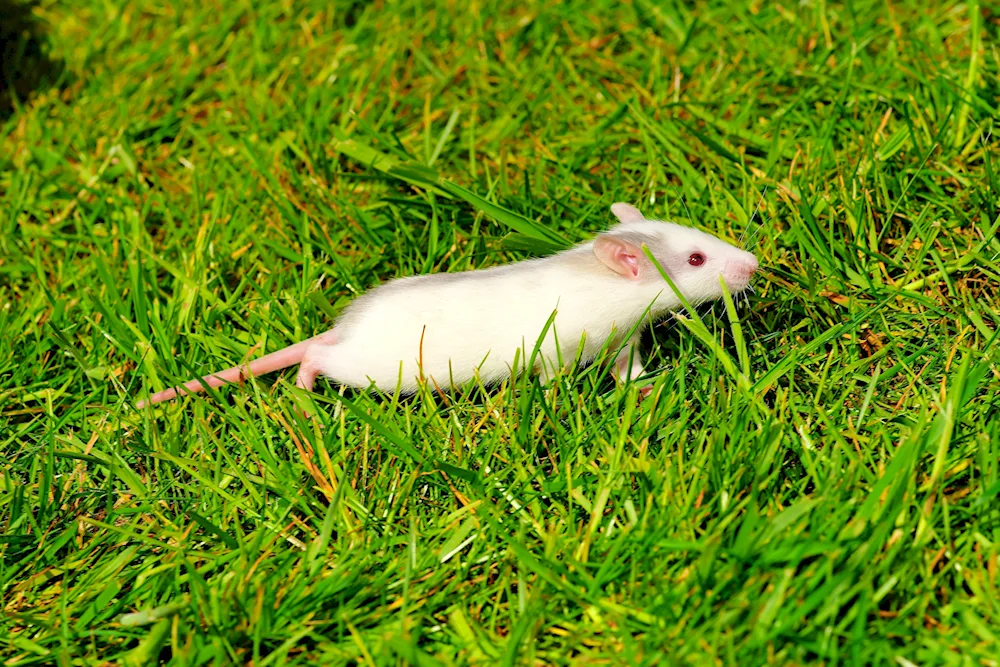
(136, 203, 758, 408)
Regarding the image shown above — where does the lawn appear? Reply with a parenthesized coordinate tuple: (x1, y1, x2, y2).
(2, 0, 999, 664)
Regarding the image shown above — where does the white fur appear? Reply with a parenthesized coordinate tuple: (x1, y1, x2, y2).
(312, 213, 758, 393)
(138, 204, 760, 407)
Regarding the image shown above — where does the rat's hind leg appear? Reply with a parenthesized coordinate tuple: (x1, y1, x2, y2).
(295, 344, 333, 392)
(294, 329, 341, 392)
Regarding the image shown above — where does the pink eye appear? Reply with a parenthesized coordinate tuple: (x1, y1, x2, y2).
(688, 253, 705, 266)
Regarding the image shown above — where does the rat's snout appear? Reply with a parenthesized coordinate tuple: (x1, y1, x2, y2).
(724, 256, 759, 288)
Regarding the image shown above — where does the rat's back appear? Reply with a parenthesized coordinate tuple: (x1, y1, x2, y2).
(320, 249, 646, 392)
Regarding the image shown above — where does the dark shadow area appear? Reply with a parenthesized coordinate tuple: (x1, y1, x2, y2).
(1, 0, 66, 120)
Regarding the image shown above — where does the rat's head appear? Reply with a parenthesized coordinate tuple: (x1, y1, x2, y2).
(593, 203, 759, 305)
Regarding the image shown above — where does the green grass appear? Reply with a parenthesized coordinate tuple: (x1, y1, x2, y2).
(3, 0, 1000, 664)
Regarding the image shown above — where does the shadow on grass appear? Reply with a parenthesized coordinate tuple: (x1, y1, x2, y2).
(1, 0, 66, 119)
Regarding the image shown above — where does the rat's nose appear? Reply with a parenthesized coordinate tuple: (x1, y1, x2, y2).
(728, 257, 758, 279)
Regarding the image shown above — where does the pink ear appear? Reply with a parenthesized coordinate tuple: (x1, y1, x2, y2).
(594, 236, 642, 279)
(610, 202, 645, 224)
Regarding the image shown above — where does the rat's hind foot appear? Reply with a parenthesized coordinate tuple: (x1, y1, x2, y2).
(294, 343, 339, 418)
(295, 344, 333, 392)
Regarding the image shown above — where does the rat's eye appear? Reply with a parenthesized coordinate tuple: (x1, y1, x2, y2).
(688, 252, 706, 266)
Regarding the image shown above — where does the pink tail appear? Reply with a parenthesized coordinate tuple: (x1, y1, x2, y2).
(136, 331, 335, 409)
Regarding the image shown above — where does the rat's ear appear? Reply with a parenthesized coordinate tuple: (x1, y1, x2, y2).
(610, 202, 645, 224)
(594, 235, 643, 280)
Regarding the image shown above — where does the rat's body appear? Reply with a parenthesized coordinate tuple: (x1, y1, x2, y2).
(136, 204, 758, 408)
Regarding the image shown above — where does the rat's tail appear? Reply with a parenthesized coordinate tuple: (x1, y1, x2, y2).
(136, 330, 336, 409)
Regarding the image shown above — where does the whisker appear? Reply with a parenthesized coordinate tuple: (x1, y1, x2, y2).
(744, 212, 769, 252)
(748, 186, 768, 225)
(672, 183, 695, 226)
(742, 186, 769, 250)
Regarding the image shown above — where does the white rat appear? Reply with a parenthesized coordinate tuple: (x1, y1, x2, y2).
(136, 203, 758, 408)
